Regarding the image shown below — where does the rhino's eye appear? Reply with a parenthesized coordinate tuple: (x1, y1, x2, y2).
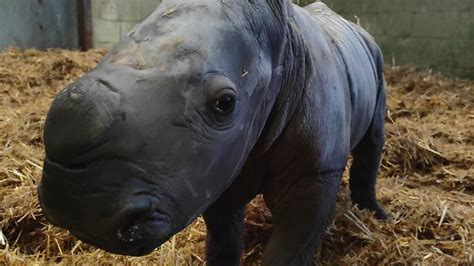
(211, 90, 236, 116)
(203, 74, 238, 126)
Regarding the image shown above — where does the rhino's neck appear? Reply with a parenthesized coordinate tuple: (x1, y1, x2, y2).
(250, 7, 313, 157)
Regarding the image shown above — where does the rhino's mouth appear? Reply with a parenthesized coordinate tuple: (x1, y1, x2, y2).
(39, 157, 176, 256)
(71, 227, 168, 256)
(117, 207, 171, 243)
(69, 209, 171, 256)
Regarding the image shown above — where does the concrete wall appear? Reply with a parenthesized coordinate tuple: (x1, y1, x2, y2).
(297, 0, 474, 79)
(92, 0, 162, 49)
(0, 0, 77, 50)
(91, 0, 473, 79)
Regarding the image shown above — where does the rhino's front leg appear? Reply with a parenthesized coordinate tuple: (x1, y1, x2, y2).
(262, 170, 343, 266)
(203, 203, 245, 266)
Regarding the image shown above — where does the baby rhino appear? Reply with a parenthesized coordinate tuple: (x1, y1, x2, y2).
(38, 0, 389, 265)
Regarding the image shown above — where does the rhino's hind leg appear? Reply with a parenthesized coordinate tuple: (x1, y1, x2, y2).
(203, 204, 244, 266)
(349, 86, 389, 220)
(262, 170, 343, 266)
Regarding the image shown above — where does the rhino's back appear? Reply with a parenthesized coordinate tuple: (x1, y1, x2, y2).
(294, 3, 381, 151)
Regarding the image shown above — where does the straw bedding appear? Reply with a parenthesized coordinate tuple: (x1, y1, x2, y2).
(0, 48, 472, 265)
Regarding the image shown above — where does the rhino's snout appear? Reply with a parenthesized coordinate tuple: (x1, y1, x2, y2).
(38, 158, 172, 256)
(39, 68, 194, 255)
(44, 77, 121, 163)
(40, 77, 176, 254)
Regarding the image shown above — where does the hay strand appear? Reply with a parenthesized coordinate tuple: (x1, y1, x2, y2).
(1, 49, 472, 265)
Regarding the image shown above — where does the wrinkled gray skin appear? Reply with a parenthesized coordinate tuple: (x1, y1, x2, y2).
(38, 1, 389, 265)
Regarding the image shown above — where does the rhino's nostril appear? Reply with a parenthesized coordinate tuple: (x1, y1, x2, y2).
(147, 209, 168, 220)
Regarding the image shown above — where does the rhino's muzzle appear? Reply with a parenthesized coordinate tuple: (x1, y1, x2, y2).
(38, 158, 173, 256)
(38, 64, 195, 255)
(69, 196, 171, 256)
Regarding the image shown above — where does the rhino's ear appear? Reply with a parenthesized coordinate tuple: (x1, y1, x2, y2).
(261, 0, 293, 58)
(266, 0, 291, 22)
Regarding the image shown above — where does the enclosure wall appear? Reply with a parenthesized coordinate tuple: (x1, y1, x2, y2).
(91, 0, 162, 49)
(301, 0, 474, 79)
(0, 0, 78, 50)
(92, 0, 473, 78)
(1, 0, 470, 79)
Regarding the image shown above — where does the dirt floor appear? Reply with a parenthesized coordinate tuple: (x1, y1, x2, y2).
(0, 48, 472, 265)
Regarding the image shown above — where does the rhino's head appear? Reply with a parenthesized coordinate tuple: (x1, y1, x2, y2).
(38, 0, 295, 256)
